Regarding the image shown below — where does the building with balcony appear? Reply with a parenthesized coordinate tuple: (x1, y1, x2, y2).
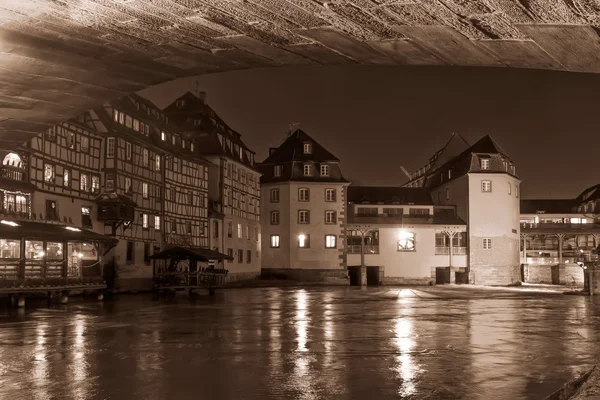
(258, 128, 349, 283)
(403, 134, 521, 285)
(346, 186, 467, 285)
(520, 185, 600, 286)
(164, 92, 261, 282)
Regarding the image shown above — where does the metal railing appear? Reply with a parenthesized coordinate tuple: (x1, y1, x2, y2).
(347, 245, 379, 254)
(435, 247, 467, 255)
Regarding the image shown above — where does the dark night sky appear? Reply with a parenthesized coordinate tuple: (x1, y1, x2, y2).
(140, 65, 600, 200)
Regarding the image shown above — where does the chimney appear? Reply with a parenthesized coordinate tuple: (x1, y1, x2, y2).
(197, 91, 207, 104)
(269, 148, 277, 156)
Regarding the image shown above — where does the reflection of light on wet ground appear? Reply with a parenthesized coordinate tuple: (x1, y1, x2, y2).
(69, 314, 89, 400)
(292, 289, 318, 399)
(295, 290, 308, 353)
(393, 309, 420, 397)
(32, 323, 48, 400)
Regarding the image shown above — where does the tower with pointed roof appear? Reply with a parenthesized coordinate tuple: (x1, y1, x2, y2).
(258, 128, 350, 282)
(404, 134, 521, 285)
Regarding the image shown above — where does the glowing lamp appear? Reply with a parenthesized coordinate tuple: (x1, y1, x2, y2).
(66, 226, 81, 232)
(298, 234, 306, 247)
(397, 230, 412, 240)
(1, 220, 18, 227)
(77, 253, 84, 258)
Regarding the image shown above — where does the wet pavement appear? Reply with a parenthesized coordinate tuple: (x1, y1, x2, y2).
(0, 286, 599, 400)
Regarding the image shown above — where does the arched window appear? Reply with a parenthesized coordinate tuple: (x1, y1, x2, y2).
(2, 153, 22, 167)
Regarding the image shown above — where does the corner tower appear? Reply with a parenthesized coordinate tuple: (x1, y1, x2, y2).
(258, 128, 349, 284)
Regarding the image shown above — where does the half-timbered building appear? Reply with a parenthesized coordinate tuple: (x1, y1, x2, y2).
(164, 91, 261, 282)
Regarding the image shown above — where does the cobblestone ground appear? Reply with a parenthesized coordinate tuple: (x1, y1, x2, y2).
(0, 286, 599, 400)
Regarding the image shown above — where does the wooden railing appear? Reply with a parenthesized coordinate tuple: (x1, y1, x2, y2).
(435, 247, 467, 255)
(0, 165, 26, 181)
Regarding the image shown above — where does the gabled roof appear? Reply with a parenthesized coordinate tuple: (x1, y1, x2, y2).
(261, 129, 339, 164)
(348, 186, 433, 205)
(520, 199, 577, 214)
(468, 134, 509, 157)
(576, 184, 600, 204)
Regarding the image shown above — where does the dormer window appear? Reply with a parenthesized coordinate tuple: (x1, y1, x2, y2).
(320, 164, 329, 177)
(274, 166, 282, 177)
(161, 131, 166, 141)
(176, 99, 185, 108)
(303, 142, 312, 154)
(239, 147, 243, 160)
(448, 169, 452, 179)
(303, 164, 313, 176)
(480, 158, 490, 170)
(193, 119, 201, 126)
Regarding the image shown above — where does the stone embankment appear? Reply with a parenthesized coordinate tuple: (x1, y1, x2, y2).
(546, 366, 600, 399)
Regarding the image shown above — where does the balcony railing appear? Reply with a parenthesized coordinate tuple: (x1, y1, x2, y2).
(435, 247, 467, 255)
(521, 223, 600, 231)
(0, 165, 26, 181)
(347, 245, 379, 254)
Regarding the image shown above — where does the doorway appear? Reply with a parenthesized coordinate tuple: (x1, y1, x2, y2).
(347, 266, 361, 286)
(435, 267, 450, 284)
(366, 266, 380, 286)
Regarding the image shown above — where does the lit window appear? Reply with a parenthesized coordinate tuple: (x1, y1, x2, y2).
(325, 211, 336, 224)
(63, 169, 70, 188)
(106, 137, 115, 158)
(171, 135, 176, 145)
(303, 143, 312, 154)
(270, 235, 280, 248)
(299, 188, 310, 201)
(142, 213, 148, 228)
(126, 142, 132, 160)
(80, 174, 89, 192)
(125, 115, 132, 129)
(320, 164, 329, 177)
(145, 125, 150, 136)
(483, 238, 492, 250)
(142, 149, 149, 167)
(397, 231, 415, 251)
(270, 211, 279, 225)
(245, 225, 250, 240)
(298, 234, 310, 248)
(325, 189, 336, 202)
(298, 210, 310, 224)
(113, 109, 119, 122)
(237, 223, 242, 239)
(448, 169, 452, 179)
(270, 189, 280, 203)
(161, 131, 166, 141)
(154, 216, 160, 230)
(481, 180, 492, 192)
(81, 136, 89, 152)
(303, 164, 313, 176)
(480, 158, 490, 170)
(133, 119, 139, 132)
(155, 155, 161, 171)
(142, 182, 149, 198)
(44, 164, 55, 183)
(67, 132, 75, 149)
(274, 166, 282, 177)
(118, 112, 124, 125)
(125, 177, 132, 194)
(508, 182, 511, 195)
(91, 175, 100, 193)
(81, 207, 92, 228)
(325, 235, 336, 248)
(182, 139, 186, 149)
(191, 142, 195, 152)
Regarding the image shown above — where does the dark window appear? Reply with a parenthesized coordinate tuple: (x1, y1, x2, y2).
(187, 222, 192, 234)
(81, 207, 92, 228)
(227, 248, 233, 260)
(246, 250, 251, 264)
(409, 208, 430, 216)
(238, 249, 243, 263)
(144, 243, 151, 264)
(126, 241, 134, 262)
(45, 200, 58, 221)
(213, 221, 219, 238)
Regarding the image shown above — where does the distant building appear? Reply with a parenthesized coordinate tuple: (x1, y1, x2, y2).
(346, 187, 467, 285)
(403, 134, 521, 285)
(520, 184, 600, 285)
(258, 129, 349, 283)
(164, 92, 261, 282)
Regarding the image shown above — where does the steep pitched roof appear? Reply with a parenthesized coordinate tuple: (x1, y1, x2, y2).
(520, 199, 577, 214)
(575, 184, 600, 204)
(348, 186, 433, 205)
(261, 129, 339, 164)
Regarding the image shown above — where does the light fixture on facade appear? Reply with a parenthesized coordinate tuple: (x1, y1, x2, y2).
(77, 253, 84, 258)
(65, 226, 81, 232)
(0, 220, 19, 227)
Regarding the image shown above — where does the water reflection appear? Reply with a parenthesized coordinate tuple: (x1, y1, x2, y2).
(69, 314, 90, 400)
(295, 289, 308, 353)
(32, 322, 48, 400)
(394, 294, 420, 397)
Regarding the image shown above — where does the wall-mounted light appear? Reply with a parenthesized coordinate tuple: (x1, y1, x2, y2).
(65, 226, 81, 232)
(1, 220, 18, 227)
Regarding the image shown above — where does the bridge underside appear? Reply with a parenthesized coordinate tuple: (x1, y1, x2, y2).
(2, 1, 600, 146)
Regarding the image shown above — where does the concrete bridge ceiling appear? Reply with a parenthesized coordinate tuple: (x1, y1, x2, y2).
(2, 0, 600, 147)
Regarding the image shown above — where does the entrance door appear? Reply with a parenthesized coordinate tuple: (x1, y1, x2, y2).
(436, 267, 450, 284)
(366, 266, 380, 286)
(347, 266, 361, 286)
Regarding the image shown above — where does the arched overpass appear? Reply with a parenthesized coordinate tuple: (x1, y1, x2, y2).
(2, 1, 600, 146)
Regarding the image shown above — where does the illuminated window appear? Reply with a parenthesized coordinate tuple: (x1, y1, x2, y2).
(142, 182, 149, 198)
(270, 235, 280, 248)
(298, 210, 310, 224)
(325, 210, 336, 224)
(483, 238, 492, 250)
(154, 216, 160, 230)
(125, 115, 132, 129)
(142, 213, 148, 228)
(237, 223, 242, 239)
(320, 164, 329, 177)
(303, 143, 312, 154)
(125, 177, 132, 194)
(270, 189, 279, 203)
(142, 149, 149, 167)
(274, 165, 282, 177)
(106, 137, 115, 158)
(126, 142, 132, 160)
(303, 164, 313, 176)
(63, 169, 70, 188)
(81, 207, 92, 228)
(155, 155, 161, 171)
(161, 131, 166, 141)
(113, 109, 119, 122)
(67, 132, 75, 149)
(80, 174, 89, 192)
(299, 188, 310, 201)
(480, 158, 490, 170)
(325, 189, 336, 202)
(171, 135, 176, 145)
(325, 235, 336, 248)
(44, 164, 55, 183)
(508, 182, 511, 195)
(81, 136, 89, 152)
(118, 112, 124, 125)
(397, 231, 415, 251)
(481, 180, 492, 192)
(182, 139, 186, 149)
(133, 119, 139, 132)
(270, 211, 279, 225)
(298, 234, 310, 248)
(91, 175, 99, 193)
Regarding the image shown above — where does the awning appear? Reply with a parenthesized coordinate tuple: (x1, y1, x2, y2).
(151, 246, 233, 262)
(0, 219, 118, 243)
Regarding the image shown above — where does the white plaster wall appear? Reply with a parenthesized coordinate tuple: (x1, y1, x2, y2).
(260, 182, 291, 268)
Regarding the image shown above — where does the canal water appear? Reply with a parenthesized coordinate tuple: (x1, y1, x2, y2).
(0, 287, 599, 400)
